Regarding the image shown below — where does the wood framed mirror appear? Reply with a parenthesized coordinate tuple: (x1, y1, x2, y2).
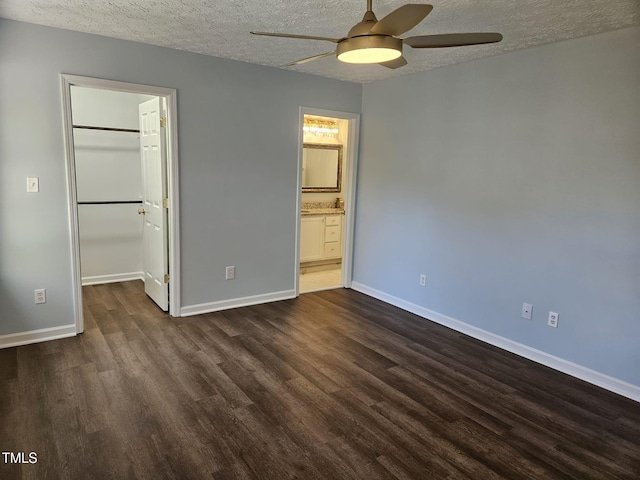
(302, 143, 343, 193)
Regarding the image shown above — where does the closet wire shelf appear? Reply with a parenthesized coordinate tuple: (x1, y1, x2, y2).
(73, 124, 140, 133)
(73, 124, 142, 205)
(78, 201, 143, 205)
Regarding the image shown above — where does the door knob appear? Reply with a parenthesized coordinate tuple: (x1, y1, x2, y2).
(138, 208, 146, 215)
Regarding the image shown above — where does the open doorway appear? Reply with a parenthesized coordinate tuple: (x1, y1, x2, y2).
(61, 75, 181, 333)
(296, 108, 360, 295)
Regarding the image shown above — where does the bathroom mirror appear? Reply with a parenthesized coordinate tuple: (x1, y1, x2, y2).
(302, 143, 342, 192)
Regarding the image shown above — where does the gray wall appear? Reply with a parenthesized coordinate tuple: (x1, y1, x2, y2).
(354, 27, 640, 386)
(0, 19, 361, 335)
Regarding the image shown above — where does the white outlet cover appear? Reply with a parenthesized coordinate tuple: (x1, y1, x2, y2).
(225, 266, 235, 280)
(522, 303, 533, 320)
(34, 288, 46, 304)
(548, 311, 559, 328)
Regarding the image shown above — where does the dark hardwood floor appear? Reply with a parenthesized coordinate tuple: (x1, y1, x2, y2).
(1, 281, 639, 479)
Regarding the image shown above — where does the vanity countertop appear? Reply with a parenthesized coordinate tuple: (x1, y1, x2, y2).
(301, 208, 345, 216)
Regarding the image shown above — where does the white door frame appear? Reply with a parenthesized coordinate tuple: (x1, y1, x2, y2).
(295, 107, 360, 295)
(60, 74, 181, 333)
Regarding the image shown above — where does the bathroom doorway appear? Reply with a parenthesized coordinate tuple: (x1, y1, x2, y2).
(296, 108, 360, 295)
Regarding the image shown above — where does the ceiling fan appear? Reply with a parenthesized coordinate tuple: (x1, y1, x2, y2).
(251, 1, 503, 69)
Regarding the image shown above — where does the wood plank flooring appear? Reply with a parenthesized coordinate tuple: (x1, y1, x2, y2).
(1, 280, 639, 479)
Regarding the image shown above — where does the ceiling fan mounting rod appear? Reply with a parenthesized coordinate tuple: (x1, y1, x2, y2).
(367, 0, 373, 12)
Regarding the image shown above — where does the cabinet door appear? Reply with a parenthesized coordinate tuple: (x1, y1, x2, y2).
(300, 216, 325, 262)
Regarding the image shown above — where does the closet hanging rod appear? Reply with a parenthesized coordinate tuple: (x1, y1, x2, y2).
(73, 125, 140, 133)
(78, 201, 143, 205)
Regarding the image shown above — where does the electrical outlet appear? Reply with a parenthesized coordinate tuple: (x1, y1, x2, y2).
(225, 266, 235, 280)
(548, 311, 559, 328)
(419, 274, 426, 287)
(34, 289, 46, 304)
(522, 303, 532, 320)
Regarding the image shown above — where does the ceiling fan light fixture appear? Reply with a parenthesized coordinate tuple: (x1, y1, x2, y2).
(252, 2, 503, 70)
(336, 36, 402, 64)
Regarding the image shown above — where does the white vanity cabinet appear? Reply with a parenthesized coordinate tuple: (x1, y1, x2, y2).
(323, 215, 342, 259)
(300, 214, 343, 263)
(300, 216, 325, 262)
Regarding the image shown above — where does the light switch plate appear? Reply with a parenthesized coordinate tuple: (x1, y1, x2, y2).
(27, 177, 39, 193)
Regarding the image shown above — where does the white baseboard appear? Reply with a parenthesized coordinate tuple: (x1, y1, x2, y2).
(0, 324, 77, 349)
(351, 282, 640, 403)
(82, 272, 144, 286)
(180, 289, 296, 317)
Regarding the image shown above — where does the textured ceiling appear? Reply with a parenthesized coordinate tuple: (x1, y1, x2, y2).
(1, 1, 639, 83)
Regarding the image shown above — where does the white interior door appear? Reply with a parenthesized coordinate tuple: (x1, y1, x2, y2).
(139, 98, 169, 311)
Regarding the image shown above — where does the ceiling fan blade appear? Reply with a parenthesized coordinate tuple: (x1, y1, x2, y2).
(251, 31, 341, 43)
(404, 33, 503, 48)
(370, 4, 434, 36)
(380, 56, 408, 69)
(283, 51, 336, 67)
